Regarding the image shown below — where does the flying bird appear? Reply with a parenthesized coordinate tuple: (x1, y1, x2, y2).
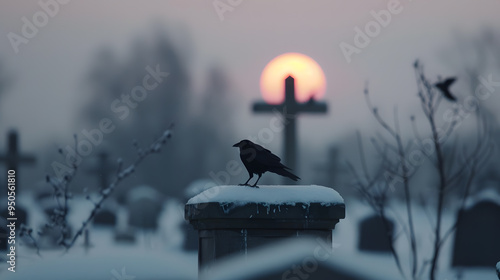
(435, 77, 457, 102)
(233, 140, 300, 188)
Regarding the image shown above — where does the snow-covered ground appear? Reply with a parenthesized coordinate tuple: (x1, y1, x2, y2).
(334, 197, 498, 280)
(1, 188, 498, 279)
(0, 193, 197, 280)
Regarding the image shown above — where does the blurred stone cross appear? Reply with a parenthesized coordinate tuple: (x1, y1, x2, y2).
(0, 130, 36, 195)
(86, 151, 114, 191)
(253, 76, 327, 183)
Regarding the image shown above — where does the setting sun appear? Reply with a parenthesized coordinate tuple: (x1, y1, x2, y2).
(260, 53, 327, 104)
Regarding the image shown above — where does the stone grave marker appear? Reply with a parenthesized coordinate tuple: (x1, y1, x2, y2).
(358, 214, 395, 253)
(127, 185, 163, 231)
(452, 197, 500, 267)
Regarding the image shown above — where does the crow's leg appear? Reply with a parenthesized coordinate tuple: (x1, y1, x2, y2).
(251, 174, 262, 188)
(239, 174, 253, 186)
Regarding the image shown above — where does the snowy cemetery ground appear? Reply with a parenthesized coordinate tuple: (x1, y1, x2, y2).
(186, 184, 498, 279)
(0, 191, 196, 280)
(334, 193, 499, 280)
(0, 185, 499, 279)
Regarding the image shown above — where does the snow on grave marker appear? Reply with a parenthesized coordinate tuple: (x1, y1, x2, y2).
(185, 185, 345, 273)
(452, 190, 500, 268)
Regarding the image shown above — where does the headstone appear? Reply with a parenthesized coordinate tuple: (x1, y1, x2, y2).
(452, 197, 500, 267)
(127, 185, 163, 231)
(358, 214, 395, 253)
(93, 208, 117, 227)
(183, 179, 217, 251)
(185, 185, 345, 271)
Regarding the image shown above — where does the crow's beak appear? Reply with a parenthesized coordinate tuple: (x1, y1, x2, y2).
(232, 143, 239, 147)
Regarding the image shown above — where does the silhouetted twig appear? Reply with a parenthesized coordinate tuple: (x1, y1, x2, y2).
(61, 124, 173, 250)
(20, 124, 174, 254)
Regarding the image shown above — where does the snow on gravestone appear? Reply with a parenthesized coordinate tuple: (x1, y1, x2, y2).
(358, 214, 394, 253)
(452, 190, 500, 268)
(127, 185, 164, 231)
(185, 185, 345, 270)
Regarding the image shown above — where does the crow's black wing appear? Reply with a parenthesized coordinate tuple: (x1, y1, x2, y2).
(248, 143, 300, 181)
(251, 142, 281, 163)
(443, 77, 456, 88)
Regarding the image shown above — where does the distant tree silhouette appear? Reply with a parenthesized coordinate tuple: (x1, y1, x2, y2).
(80, 25, 234, 197)
(0, 60, 12, 114)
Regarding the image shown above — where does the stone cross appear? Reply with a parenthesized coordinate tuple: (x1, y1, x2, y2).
(253, 76, 327, 183)
(0, 130, 36, 194)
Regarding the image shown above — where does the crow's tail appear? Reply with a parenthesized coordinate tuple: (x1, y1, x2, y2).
(270, 167, 300, 181)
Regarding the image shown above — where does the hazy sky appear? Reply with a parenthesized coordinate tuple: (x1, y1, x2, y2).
(1, 0, 500, 154)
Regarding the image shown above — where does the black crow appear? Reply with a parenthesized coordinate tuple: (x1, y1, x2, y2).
(435, 77, 457, 102)
(233, 140, 300, 188)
